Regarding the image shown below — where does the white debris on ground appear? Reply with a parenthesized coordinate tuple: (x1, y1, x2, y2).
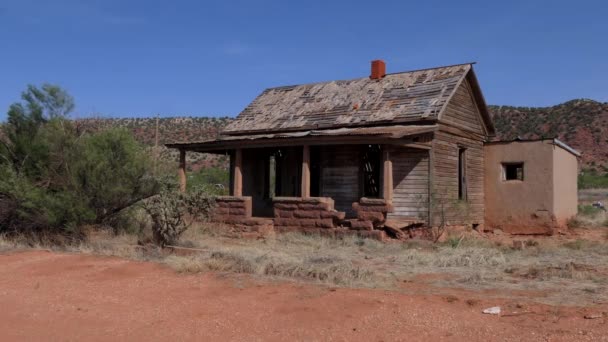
(482, 307, 501, 315)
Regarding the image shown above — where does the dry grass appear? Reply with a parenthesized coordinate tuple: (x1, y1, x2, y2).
(2, 224, 608, 306)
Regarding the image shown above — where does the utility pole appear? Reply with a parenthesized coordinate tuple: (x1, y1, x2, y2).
(154, 114, 160, 175)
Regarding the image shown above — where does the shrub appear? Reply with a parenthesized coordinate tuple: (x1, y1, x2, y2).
(566, 217, 582, 229)
(578, 169, 608, 189)
(187, 166, 229, 195)
(143, 182, 215, 246)
(578, 205, 603, 217)
(0, 85, 159, 237)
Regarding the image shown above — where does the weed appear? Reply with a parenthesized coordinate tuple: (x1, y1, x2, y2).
(567, 218, 582, 229)
(445, 236, 463, 248)
(563, 239, 585, 250)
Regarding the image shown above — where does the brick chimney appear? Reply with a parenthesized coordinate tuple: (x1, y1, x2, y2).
(370, 60, 386, 80)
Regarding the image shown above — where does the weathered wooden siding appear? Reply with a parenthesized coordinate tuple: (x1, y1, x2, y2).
(431, 79, 486, 226)
(441, 79, 486, 136)
(387, 147, 429, 220)
(432, 131, 484, 225)
(319, 146, 360, 217)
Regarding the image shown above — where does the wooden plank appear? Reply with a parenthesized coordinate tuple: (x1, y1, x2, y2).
(234, 148, 243, 196)
(301, 145, 310, 198)
(383, 147, 393, 202)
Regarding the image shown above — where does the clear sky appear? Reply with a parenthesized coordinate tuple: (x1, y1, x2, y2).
(1, 0, 606, 120)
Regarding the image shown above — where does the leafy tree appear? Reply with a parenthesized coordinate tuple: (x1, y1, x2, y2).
(0, 85, 160, 236)
(1, 84, 75, 180)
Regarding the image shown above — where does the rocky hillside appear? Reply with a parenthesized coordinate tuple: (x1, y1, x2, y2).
(75, 117, 232, 171)
(77, 99, 607, 172)
(489, 99, 608, 170)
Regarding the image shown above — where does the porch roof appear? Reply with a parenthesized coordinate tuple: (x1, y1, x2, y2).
(166, 124, 437, 152)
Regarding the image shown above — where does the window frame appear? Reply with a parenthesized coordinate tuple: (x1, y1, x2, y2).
(458, 147, 467, 201)
(502, 162, 524, 181)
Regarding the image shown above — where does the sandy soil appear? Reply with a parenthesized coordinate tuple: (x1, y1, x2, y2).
(0, 251, 607, 341)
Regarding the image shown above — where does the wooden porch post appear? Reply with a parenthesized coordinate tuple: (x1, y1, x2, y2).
(178, 149, 187, 193)
(383, 148, 393, 202)
(233, 148, 243, 197)
(301, 145, 310, 198)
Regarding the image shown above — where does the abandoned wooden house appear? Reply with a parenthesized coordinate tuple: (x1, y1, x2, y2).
(167, 60, 579, 239)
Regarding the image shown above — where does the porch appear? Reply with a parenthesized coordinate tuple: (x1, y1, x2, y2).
(168, 125, 435, 238)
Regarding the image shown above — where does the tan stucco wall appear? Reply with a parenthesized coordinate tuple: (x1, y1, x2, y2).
(552, 145, 578, 225)
(484, 140, 565, 234)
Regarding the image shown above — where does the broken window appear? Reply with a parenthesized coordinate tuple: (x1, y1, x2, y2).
(503, 163, 524, 181)
(458, 148, 467, 200)
(362, 144, 381, 198)
(268, 155, 276, 198)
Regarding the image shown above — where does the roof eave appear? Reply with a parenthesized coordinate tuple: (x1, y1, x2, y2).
(219, 118, 438, 137)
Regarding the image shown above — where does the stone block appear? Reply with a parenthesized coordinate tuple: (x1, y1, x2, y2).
(298, 203, 330, 211)
(274, 218, 301, 227)
(357, 211, 386, 223)
(350, 220, 374, 231)
(229, 208, 246, 216)
(297, 219, 317, 228)
(359, 197, 388, 205)
(315, 218, 335, 228)
(274, 203, 299, 210)
(274, 209, 294, 218)
(228, 202, 245, 209)
(320, 210, 346, 221)
(293, 210, 321, 219)
(215, 207, 229, 215)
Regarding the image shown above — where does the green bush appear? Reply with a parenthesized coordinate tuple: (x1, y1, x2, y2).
(578, 205, 603, 217)
(578, 169, 608, 189)
(187, 166, 229, 195)
(0, 85, 159, 237)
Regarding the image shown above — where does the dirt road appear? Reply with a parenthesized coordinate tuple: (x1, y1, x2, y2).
(0, 251, 606, 341)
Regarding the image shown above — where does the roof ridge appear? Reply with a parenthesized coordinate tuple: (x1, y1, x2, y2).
(265, 62, 476, 91)
(386, 62, 476, 76)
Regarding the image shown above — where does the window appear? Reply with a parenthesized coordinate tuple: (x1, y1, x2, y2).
(458, 148, 467, 200)
(362, 144, 381, 198)
(503, 163, 524, 181)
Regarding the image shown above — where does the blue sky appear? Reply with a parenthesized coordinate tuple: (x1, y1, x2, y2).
(1, 0, 606, 120)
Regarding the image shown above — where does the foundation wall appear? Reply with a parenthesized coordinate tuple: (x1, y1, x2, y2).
(214, 196, 253, 219)
(272, 197, 344, 230)
(352, 198, 394, 229)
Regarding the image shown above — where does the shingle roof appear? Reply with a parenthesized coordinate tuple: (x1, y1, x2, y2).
(223, 63, 473, 135)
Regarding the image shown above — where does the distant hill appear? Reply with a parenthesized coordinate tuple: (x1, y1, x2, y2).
(489, 99, 608, 170)
(76, 99, 608, 172)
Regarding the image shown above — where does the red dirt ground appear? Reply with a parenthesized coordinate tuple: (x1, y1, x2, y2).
(1, 251, 607, 341)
